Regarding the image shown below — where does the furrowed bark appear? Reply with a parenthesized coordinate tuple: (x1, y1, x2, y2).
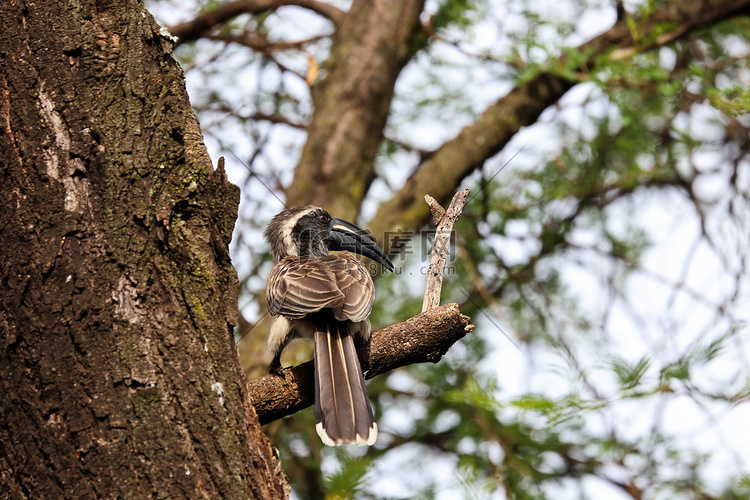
(0, 1, 286, 497)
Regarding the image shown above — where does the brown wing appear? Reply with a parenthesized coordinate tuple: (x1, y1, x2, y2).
(266, 253, 374, 322)
(266, 257, 345, 318)
(322, 253, 374, 322)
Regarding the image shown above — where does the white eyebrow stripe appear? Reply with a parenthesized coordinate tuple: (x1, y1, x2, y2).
(280, 207, 316, 257)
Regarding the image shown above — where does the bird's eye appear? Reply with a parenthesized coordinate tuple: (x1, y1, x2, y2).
(319, 213, 331, 223)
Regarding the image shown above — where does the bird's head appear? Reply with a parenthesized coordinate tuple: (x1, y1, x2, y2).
(264, 206, 394, 271)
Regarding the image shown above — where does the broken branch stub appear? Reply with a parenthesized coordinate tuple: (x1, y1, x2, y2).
(421, 189, 470, 312)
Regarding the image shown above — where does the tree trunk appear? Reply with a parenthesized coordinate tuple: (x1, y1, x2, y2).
(284, 0, 425, 220)
(0, 1, 287, 497)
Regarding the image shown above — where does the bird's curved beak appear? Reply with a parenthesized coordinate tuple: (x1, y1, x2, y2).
(327, 218, 394, 272)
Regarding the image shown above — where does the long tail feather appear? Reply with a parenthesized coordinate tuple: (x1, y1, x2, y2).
(313, 320, 377, 446)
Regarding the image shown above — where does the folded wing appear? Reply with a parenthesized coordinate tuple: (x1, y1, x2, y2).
(266, 252, 374, 321)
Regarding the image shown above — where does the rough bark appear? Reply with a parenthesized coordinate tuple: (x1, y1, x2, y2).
(0, 1, 287, 498)
(284, 0, 426, 220)
(247, 303, 474, 425)
(367, 0, 750, 251)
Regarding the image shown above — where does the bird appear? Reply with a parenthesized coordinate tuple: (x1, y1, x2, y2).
(264, 205, 394, 446)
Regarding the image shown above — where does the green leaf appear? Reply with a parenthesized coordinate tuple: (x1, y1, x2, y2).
(660, 360, 690, 383)
(611, 356, 651, 390)
(324, 456, 372, 498)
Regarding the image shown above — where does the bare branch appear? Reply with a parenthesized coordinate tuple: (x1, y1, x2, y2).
(289, 0, 344, 25)
(384, 134, 436, 162)
(247, 303, 474, 425)
(193, 102, 309, 129)
(422, 189, 470, 312)
(204, 31, 327, 54)
(425, 195, 445, 226)
(249, 112, 307, 128)
(168, 0, 344, 45)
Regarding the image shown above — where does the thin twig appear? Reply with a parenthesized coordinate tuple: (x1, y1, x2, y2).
(422, 189, 470, 312)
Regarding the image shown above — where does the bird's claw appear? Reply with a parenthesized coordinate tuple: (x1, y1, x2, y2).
(269, 360, 285, 377)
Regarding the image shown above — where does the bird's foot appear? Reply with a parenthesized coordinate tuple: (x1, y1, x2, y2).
(268, 359, 285, 377)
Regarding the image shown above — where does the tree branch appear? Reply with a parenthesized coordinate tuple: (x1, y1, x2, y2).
(422, 189, 470, 312)
(168, 0, 344, 45)
(289, 0, 344, 25)
(204, 32, 326, 54)
(368, 0, 750, 251)
(246, 303, 474, 425)
(193, 106, 308, 129)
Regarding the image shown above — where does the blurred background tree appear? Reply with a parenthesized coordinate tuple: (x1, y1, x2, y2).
(148, 0, 750, 497)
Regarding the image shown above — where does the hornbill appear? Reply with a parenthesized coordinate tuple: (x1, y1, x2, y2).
(264, 206, 394, 446)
